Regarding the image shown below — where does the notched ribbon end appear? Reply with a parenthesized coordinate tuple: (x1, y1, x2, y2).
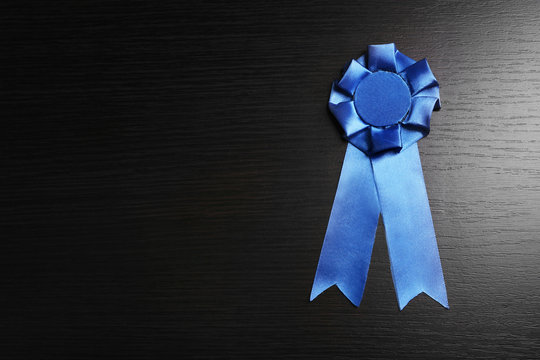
(310, 282, 363, 307)
(398, 289, 449, 311)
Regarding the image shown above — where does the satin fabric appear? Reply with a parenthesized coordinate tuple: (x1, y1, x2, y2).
(311, 144, 448, 309)
(310, 143, 380, 306)
(311, 44, 448, 309)
(328, 44, 441, 156)
(372, 144, 448, 309)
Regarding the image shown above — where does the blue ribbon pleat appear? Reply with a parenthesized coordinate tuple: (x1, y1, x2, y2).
(311, 143, 449, 309)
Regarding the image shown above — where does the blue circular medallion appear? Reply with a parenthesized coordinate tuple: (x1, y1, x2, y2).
(353, 71, 411, 127)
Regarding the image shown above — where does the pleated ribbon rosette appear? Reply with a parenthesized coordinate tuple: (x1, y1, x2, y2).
(310, 43, 449, 310)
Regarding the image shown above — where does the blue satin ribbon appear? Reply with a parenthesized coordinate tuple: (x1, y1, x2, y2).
(311, 44, 448, 310)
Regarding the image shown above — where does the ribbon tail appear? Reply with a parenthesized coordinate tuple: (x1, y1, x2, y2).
(310, 143, 380, 306)
(371, 143, 449, 310)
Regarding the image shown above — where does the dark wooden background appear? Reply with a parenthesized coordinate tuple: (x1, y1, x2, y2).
(1, 0, 539, 358)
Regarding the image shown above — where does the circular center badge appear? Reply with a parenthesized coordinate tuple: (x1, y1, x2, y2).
(353, 72, 411, 127)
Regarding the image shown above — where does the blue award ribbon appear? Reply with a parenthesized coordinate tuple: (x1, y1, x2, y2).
(310, 44, 449, 310)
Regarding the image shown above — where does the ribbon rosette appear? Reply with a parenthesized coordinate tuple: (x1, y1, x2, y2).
(310, 43, 449, 310)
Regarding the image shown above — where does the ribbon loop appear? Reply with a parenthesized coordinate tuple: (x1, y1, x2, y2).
(370, 125, 401, 153)
(337, 59, 371, 96)
(403, 96, 439, 130)
(329, 101, 369, 137)
(400, 58, 438, 95)
(367, 43, 397, 72)
(395, 50, 416, 72)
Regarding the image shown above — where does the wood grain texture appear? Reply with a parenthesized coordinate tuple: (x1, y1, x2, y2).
(1, 0, 539, 358)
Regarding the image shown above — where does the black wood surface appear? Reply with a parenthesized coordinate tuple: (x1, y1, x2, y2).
(2, 0, 539, 358)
